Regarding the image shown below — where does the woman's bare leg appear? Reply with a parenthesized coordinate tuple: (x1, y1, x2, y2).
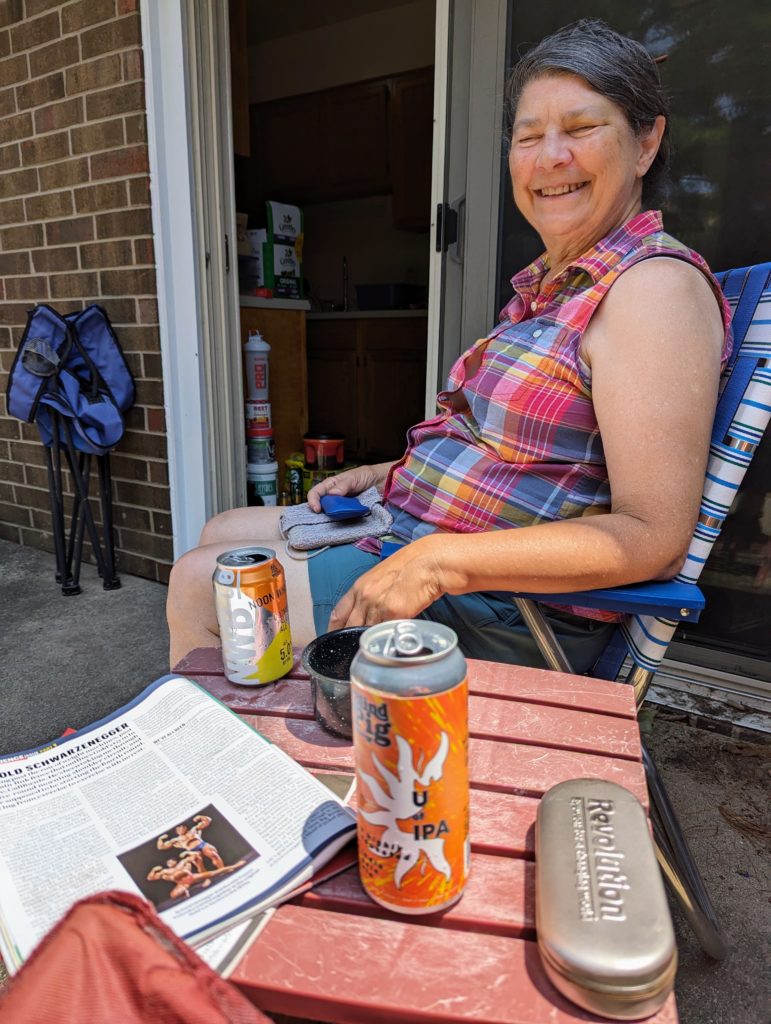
(167, 506, 315, 669)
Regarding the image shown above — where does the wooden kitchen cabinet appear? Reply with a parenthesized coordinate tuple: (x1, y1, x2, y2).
(239, 305, 308, 474)
(306, 316, 426, 462)
(389, 67, 434, 229)
(252, 80, 389, 206)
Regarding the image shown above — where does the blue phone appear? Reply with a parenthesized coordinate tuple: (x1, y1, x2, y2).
(320, 495, 371, 521)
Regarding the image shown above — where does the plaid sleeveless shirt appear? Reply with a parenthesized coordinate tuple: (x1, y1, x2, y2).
(370, 211, 733, 617)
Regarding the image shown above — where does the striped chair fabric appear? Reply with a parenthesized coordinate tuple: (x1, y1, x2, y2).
(620, 263, 771, 673)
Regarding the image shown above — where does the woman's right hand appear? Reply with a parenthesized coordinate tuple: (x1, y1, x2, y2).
(306, 462, 393, 512)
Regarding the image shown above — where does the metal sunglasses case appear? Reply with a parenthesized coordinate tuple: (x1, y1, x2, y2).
(535, 779, 677, 1021)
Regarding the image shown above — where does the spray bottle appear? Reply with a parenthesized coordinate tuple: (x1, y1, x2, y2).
(244, 329, 270, 401)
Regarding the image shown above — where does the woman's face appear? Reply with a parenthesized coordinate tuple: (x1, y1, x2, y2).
(508, 74, 664, 261)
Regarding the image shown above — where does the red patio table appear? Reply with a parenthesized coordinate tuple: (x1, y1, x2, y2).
(174, 647, 678, 1024)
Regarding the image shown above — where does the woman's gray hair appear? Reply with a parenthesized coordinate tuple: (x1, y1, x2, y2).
(505, 19, 670, 202)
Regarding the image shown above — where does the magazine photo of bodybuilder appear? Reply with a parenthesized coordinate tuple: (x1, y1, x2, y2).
(117, 803, 258, 911)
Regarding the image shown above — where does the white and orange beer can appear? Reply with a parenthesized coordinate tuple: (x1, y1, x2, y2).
(350, 620, 469, 914)
(212, 547, 293, 685)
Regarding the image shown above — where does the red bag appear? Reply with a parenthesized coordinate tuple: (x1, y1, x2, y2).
(0, 891, 271, 1024)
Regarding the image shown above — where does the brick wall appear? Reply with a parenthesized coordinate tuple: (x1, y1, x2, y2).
(0, 0, 172, 584)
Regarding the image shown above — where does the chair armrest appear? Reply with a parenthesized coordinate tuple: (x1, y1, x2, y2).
(512, 580, 705, 621)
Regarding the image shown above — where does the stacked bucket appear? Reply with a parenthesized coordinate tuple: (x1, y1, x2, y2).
(244, 330, 278, 506)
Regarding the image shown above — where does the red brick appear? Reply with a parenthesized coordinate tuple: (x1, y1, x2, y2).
(25, 189, 74, 220)
(5, 276, 47, 300)
(81, 15, 141, 60)
(113, 504, 151, 530)
(117, 0, 138, 14)
(50, 271, 98, 298)
(0, 141, 19, 168)
(128, 174, 149, 206)
(0, 51, 27, 87)
(146, 407, 166, 432)
(9, 440, 47, 466)
(1, 222, 44, 248)
(0, 197, 24, 224)
(90, 144, 147, 181)
(10, 11, 60, 54)
(38, 155, 88, 189)
(123, 112, 146, 145)
(0, 1, 24, 30)
(0, 166, 37, 197)
(114, 477, 168, 507)
(74, 179, 126, 213)
(30, 508, 54, 532)
(152, 510, 172, 535)
(100, 266, 155, 296)
(0, 88, 15, 117)
(65, 52, 121, 95)
(62, 0, 116, 34)
(34, 95, 83, 134)
(16, 70, 64, 110)
(45, 215, 93, 245)
(148, 461, 168, 486)
(141, 352, 161, 378)
(0, 29, 9, 59)
(70, 116, 123, 154)
(25, 0, 66, 16)
(111, 324, 158, 351)
(80, 238, 133, 269)
(0, 250, 29, 274)
(122, 47, 143, 81)
(95, 207, 152, 240)
(18, 528, 57, 552)
(0, 413, 21, 437)
(0, 459, 24, 482)
(0, 499, 29, 524)
(20, 129, 69, 165)
(0, 302, 29, 326)
(0, 109, 32, 144)
(119, 527, 172, 561)
(23, 463, 49, 488)
(86, 80, 143, 120)
(97, 296, 136, 324)
(31, 245, 78, 273)
(118, 549, 170, 581)
(136, 297, 157, 324)
(133, 236, 154, 265)
(136, 380, 163, 406)
(110, 453, 148, 482)
(118, 431, 167, 461)
(29, 35, 78, 78)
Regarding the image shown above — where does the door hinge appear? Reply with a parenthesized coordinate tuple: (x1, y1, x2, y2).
(435, 203, 459, 253)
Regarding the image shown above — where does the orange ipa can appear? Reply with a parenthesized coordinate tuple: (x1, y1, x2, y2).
(212, 547, 293, 685)
(350, 620, 469, 914)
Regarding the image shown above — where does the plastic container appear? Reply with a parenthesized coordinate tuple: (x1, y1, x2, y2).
(244, 330, 270, 401)
(247, 429, 275, 465)
(245, 400, 271, 434)
(246, 461, 278, 506)
(303, 432, 344, 470)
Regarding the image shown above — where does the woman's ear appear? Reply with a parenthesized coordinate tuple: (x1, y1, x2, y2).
(636, 115, 666, 177)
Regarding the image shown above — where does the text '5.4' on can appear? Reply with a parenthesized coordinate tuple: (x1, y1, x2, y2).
(350, 620, 469, 914)
(212, 547, 293, 685)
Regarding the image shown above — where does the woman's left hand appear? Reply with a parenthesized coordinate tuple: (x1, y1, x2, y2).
(328, 537, 447, 629)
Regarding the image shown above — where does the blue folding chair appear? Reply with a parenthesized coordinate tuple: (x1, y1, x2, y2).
(512, 262, 771, 959)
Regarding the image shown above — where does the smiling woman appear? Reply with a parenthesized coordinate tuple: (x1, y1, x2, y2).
(167, 19, 732, 674)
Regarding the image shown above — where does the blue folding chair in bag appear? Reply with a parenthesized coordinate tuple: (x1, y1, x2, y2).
(511, 262, 771, 959)
(7, 304, 135, 595)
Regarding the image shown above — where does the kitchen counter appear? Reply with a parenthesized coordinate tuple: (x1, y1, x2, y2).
(239, 296, 311, 310)
(306, 309, 428, 320)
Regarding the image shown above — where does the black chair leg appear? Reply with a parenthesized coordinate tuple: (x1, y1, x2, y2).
(49, 416, 80, 595)
(59, 420, 110, 584)
(642, 745, 728, 960)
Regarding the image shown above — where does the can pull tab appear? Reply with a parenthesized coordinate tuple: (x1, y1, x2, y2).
(385, 621, 424, 658)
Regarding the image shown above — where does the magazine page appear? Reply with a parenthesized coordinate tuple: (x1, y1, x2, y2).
(0, 675, 356, 973)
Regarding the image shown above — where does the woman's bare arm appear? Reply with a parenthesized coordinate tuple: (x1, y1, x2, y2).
(329, 259, 724, 629)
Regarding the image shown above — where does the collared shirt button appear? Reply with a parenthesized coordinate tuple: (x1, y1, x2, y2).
(532, 329, 542, 338)
(530, 300, 538, 312)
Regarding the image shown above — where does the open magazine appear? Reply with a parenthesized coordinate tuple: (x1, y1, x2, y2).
(0, 674, 357, 974)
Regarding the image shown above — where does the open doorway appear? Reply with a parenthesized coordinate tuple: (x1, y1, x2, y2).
(230, 1, 437, 495)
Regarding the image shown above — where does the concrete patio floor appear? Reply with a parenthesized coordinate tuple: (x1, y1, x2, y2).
(0, 537, 768, 1021)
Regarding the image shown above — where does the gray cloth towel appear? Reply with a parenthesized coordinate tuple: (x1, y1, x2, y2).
(279, 487, 393, 554)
